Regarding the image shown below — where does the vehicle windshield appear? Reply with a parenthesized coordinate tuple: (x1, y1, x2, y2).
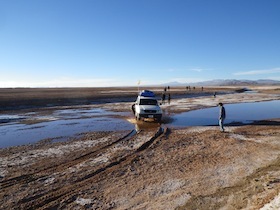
(139, 99, 158, 105)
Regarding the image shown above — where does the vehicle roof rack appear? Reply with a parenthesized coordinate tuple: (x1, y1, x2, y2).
(139, 90, 155, 97)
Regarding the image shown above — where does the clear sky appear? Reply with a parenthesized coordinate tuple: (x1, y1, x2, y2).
(0, 0, 280, 87)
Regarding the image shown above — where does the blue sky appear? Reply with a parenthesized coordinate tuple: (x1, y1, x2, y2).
(0, 0, 280, 87)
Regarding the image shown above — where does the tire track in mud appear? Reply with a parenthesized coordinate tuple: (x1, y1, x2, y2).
(0, 130, 136, 190)
(6, 127, 166, 209)
(21, 127, 165, 209)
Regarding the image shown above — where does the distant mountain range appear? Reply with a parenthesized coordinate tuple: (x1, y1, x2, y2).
(162, 79, 280, 86)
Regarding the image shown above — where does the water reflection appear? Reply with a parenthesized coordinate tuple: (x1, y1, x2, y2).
(168, 100, 280, 127)
(0, 107, 133, 148)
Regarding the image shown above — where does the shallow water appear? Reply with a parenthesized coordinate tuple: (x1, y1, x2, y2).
(168, 100, 280, 127)
(0, 117, 134, 148)
(0, 100, 279, 148)
(0, 108, 133, 148)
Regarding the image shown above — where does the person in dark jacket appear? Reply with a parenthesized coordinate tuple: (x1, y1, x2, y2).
(162, 92, 166, 104)
(218, 102, 226, 132)
(168, 93, 171, 104)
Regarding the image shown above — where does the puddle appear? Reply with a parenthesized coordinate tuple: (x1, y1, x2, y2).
(0, 108, 129, 125)
(168, 100, 280, 127)
(0, 117, 134, 148)
(53, 108, 124, 119)
(0, 108, 133, 148)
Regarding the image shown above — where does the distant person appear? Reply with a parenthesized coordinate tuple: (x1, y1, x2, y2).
(214, 92, 216, 98)
(168, 93, 171, 104)
(162, 92, 166, 104)
(218, 102, 226, 132)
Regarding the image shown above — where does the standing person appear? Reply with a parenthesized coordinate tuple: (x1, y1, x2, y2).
(168, 93, 171, 104)
(162, 92, 166, 104)
(218, 103, 226, 132)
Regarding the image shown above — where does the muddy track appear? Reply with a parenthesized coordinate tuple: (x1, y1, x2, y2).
(1, 127, 165, 209)
(0, 130, 135, 190)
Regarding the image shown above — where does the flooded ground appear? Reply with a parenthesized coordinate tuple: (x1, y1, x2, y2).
(169, 100, 280, 127)
(0, 108, 133, 148)
(0, 92, 279, 148)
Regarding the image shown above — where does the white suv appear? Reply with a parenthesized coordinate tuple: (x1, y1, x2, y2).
(132, 90, 162, 122)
